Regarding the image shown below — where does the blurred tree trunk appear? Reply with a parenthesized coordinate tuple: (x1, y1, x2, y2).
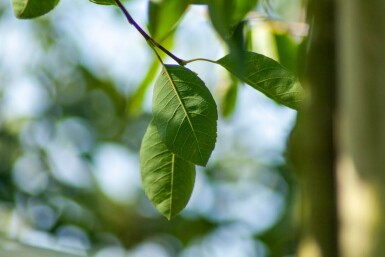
(290, 0, 339, 256)
(338, 0, 385, 257)
(292, 0, 385, 256)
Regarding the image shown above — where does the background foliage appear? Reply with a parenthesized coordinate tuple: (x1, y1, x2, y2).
(0, 0, 305, 256)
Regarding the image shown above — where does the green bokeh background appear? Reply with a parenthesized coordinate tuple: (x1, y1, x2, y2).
(0, 1, 304, 256)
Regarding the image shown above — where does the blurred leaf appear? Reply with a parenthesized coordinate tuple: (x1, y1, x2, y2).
(89, 0, 116, 5)
(126, 58, 161, 116)
(208, 0, 234, 39)
(127, 35, 175, 116)
(140, 120, 195, 220)
(217, 51, 303, 109)
(208, 0, 258, 39)
(219, 76, 238, 117)
(11, 0, 60, 19)
(226, 20, 247, 75)
(274, 33, 299, 75)
(152, 65, 218, 166)
(209, 1, 257, 76)
(232, 0, 259, 23)
(191, 0, 208, 4)
(148, 0, 189, 41)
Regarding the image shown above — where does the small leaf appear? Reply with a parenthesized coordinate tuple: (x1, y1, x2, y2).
(152, 65, 218, 166)
(217, 51, 304, 109)
(148, 0, 189, 41)
(140, 120, 195, 220)
(12, 0, 60, 19)
(89, 0, 116, 5)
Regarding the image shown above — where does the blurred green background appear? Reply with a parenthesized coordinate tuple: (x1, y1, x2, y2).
(0, 0, 305, 256)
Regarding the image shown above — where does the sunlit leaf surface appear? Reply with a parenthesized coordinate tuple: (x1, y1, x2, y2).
(140, 121, 195, 220)
(217, 51, 304, 109)
(152, 65, 218, 166)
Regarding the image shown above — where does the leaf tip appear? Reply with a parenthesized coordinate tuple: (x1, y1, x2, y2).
(12, 0, 60, 19)
(164, 213, 174, 221)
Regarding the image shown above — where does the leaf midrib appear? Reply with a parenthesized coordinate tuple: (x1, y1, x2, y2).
(169, 154, 175, 220)
(162, 66, 204, 163)
(16, 0, 30, 17)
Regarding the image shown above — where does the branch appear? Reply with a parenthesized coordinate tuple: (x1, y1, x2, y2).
(114, 0, 186, 65)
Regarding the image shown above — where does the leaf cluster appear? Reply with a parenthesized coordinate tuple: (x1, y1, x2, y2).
(9, 0, 304, 219)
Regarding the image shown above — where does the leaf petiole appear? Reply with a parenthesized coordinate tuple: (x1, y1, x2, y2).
(182, 58, 218, 65)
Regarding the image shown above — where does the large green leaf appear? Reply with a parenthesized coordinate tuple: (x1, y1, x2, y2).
(140, 120, 195, 220)
(89, 0, 116, 5)
(11, 0, 60, 19)
(148, 0, 189, 41)
(152, 65, 218, 166)
(217, 51, 304, 109)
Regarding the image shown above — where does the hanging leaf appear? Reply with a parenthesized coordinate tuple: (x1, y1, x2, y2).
(219, 75, 238, 117)
(217, 51, 304, 109)
(140, 121, 196, 220)
(208, 0, 235, 39)
(127, 58, 161, 116)
(90, 0, 116, 5)
(152, 65, 218, 166)
(274, 33, 299, 75)
(208, 0, 258, 39)
(232, 0, 259, 23)
(208, 1, 257, 75)
(12, 0, 60, 19)
(148, 0, 189, 42)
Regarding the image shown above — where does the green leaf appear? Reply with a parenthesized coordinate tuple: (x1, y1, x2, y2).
(208, 0, 234, 39)
(232, 0, 259, 23)
(217, 51, 304, 109)
(11, 0, 60, 19)
(126, 36, 175, 116)
(208, 0, 258, 39)
(208, 0, 257, 77)
(152, 65, 218, 166)
(274, 33, 299, 75)
(127, 58, 161, 116)
(89, 0, 116, 5)
(219, 75, 238, 117)
(148, 0, 189, 41)
(191, 0, 208, 4)
(140, 120, 195, 220)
